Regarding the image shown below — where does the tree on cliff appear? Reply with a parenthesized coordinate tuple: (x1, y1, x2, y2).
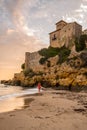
(21, 63, 25, 70)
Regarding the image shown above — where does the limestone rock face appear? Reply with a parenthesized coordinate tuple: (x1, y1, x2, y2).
(47, 55, 59, 67)
(69, 45, 79, 58)
(13, 49, 87, 89)
(80, 51, 87, 66)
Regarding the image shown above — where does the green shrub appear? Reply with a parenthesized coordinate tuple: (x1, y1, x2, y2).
(39, 46, 60, 58)
(75, 35, 87, 52)
(21, 63, 25, 70)
(23, 69, 35, 77)
(39, 46, 70, 65)
(39, 57, 47, 64)
(38, 48, 48, 56)
(58, 46, 71, 64)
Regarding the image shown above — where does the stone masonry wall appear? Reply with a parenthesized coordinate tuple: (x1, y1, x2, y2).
(25, 52, 44, 71)
(50, 30, 60, 48)
(56, 21, 67, 30)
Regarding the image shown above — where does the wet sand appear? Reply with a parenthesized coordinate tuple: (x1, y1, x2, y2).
(0, 90, 87, 130)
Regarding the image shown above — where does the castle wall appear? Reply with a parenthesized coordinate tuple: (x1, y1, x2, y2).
(74, 22, 82, 38)
(50, 30, 60, 48)
(59, 23, 75, 48)
(25, 52, 43, 71)
(59, 22, 82, 48)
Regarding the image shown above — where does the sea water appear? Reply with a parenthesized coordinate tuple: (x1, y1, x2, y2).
(0, 84, 38, 113)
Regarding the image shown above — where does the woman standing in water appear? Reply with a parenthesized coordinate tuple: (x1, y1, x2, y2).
(37, 82, 42, 93)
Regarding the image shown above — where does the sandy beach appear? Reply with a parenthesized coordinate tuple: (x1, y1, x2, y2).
(0, 89, 87, 130)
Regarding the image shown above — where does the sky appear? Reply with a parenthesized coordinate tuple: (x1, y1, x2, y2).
(0, 0, 87, 80)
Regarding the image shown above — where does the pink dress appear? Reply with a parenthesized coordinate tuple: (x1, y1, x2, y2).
(37, 83, 41, 92)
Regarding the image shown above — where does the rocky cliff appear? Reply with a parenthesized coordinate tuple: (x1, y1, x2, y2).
(12, 44, 87, 91)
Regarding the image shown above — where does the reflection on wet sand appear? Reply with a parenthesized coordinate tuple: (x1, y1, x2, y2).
(0, 97, 24, 113)
(22, 98, 34, 109)
(0, 96, 34, 113)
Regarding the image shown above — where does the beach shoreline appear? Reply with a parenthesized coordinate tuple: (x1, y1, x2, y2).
(0, 89, 87, 130)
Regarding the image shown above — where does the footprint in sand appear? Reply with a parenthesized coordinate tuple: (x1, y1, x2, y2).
(9, 114, 15, 117)
(34, 116, 43, 119)
(0, 117, 4, 120)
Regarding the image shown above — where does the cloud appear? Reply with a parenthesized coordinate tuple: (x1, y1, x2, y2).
(62, 2, 87, 29)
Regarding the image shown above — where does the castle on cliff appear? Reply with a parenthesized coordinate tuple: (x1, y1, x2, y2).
(49, 20, 82, 48)
(13, 20, 87, 88)
(25, 20, 87, 71)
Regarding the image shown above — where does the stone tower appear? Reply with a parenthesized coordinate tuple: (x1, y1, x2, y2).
(49, 20, 82, 48)
(25, 52, 43, 71)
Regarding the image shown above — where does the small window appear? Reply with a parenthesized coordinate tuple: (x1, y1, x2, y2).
(52, 34, 57, 41)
